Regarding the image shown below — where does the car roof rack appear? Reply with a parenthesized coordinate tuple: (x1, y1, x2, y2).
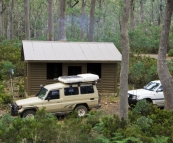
(58, 73, 99, 84)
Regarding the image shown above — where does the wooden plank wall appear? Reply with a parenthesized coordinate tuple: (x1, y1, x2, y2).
(26, 62, 118, 96)
(101, 63, 118, 93)
(24, 63, 28, 94)
(29, 63, 47, 95)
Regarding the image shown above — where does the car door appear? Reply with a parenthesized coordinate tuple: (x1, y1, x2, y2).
(154, 85, 164, 106)
(42, 89, 62, 113)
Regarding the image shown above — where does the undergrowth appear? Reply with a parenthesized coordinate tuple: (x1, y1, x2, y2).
(0, 101, 173, 143)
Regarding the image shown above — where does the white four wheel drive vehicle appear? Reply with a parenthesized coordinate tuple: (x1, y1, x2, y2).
(10, 73, 101, 118)
(128, 80, 164, 107)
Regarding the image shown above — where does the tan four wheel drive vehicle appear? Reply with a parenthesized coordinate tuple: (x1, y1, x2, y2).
(10, 74, 101, 118)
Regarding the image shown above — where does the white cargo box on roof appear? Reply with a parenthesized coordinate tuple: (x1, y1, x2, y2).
(58, 73, 99, 83)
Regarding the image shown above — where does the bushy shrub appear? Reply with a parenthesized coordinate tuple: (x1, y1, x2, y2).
(128, 55, 158, 88)
(129, 24, 161, 54)
(94, 114, 127, 138)
(0, 109, 58, 143)
(0, 93, 13, 104)
(168, 49, 173, 57)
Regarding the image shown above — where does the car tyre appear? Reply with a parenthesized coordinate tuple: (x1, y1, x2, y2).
(22, 110, 36, 118)
(75, 105, 88, 117)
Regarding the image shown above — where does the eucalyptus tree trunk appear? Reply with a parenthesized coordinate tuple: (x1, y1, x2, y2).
(130, 0, 134, 30)
(0, 0, 3, 37)
(58, 0, 66, 41)
(80, 0, 85, 40)
(158, 0, 173, 110)
(88, 0, 96, 42)
(140, 0, 144, 24)
(48, 0, 54, 41)
(158, 0, 163, 26)
(6, 9, 10, 40)
(119, 0, 131, 120)
(24, 0, 30, 40)
(10, 0, 14, 39)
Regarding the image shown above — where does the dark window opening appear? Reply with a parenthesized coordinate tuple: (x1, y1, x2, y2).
(68, 66, 81, 76)
(80, 86, 94, 94)
(87, 63, 101, 78)
(64, 87, 79, 96)
(46, 90, 59, 100)
(47, 63, 62, 79)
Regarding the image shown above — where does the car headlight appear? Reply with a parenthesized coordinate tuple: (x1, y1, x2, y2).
(131, 95, 137, 99)
(17, 105, 22, 109)
(128, 94, 137, 99)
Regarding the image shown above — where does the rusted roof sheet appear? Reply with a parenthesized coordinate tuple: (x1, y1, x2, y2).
(22, 41, 121, 62)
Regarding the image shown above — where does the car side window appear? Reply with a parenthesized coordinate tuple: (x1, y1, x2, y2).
(158, 86, 163, 92)
(64, 87, 79, 96)
(47, 90, 59, 100)
(80, 86, 94, 94)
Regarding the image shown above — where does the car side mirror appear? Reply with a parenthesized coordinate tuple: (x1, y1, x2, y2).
(47, 96, 51, 101)
(157, 89, 163, 92)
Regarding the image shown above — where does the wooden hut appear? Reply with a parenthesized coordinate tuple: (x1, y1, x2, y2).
(21, 41, 122, 96)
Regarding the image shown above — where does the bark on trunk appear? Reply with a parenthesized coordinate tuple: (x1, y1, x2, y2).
(158, 0, 163, 26)
(88, 0, 96, 42)
(158, 0, 173, 110)
(80, 0, 85, 40)
(58, 0, 66, 41)
(119, 0, 131, 120)
(0, 0, 3, 37)
(140, 0, 144, 24)
(48, 0, 54, 41)
(24, 0, 30, 40)
(130, 0, 134, 30)
(10, 0, 14, 39)
(7, 9, 10, 40)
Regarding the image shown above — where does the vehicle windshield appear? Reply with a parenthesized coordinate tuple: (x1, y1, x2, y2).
(143, 82, 160, 91)
(37, 88, 48, 99)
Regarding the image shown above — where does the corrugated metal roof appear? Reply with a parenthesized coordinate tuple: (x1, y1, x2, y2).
(22, 41, 122, 62)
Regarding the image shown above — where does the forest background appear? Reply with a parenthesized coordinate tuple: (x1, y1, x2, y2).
(1, 0, 173, 142)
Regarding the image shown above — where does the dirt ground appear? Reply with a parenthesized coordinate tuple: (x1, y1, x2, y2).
(138, 54, 173, 60)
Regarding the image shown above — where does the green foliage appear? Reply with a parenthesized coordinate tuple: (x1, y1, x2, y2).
(0, 109, 58, 143)
(1, 106, 173, 142)
(132, 99, 153, 116)
(0, 40, 23, 78)
(0, 81, 12, 104)
(0, 61, 15, 79)
(168, 49, 173, 57)
(94, 114, 127, 138)
(0, 93, 13, 104)
(129, 24, 161, 54)
(128, 55, 158, 88)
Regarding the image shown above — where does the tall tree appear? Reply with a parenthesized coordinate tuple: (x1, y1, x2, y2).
(140, 0, 144, 24)
(130, 0, 134, 30)
(119, 0, 131, 119)
(24, 0, 30, 40)
(157, 0, 173, 110)
(48, 0, 54, 41)
(88, 0, 96, 42)
(58, 0, 66, 41)
(80, 0, 85, 40)
(0, 0, 3, 36)
(10, 0, 14, 39)
(158, 0, 163, 26)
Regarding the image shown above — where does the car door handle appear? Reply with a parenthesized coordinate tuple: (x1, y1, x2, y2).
(90, 98, 94, 100)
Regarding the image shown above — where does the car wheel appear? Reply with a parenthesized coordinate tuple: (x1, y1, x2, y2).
(22, 110, 35, 118)
(146, 99, 152, 104)
(75, 105, 88, 117)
